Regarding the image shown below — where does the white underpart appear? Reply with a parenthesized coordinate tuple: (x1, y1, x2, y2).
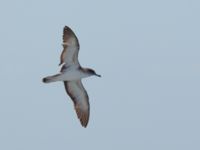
(61, 67, 90, 81)
(48, 67, 91, 82)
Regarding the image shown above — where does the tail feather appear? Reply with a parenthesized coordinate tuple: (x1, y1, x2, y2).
(42, 77, 52, 83)
(42, 74, 62, 83)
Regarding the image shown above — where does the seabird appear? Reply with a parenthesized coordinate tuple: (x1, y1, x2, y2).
(42, 26, 101, 127)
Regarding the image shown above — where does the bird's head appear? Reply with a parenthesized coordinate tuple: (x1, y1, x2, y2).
(85, 68, 101, 77)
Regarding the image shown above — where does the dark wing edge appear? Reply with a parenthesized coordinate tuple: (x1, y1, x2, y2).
(64, 81, 90, 127)
(63, 26, 79, 48)
(59, 26, 80, 66)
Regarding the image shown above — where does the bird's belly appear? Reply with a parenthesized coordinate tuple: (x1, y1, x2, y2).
(62, 70, 89, 81)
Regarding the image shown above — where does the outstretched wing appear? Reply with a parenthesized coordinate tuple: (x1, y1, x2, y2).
(59, 26, 80, 66)
(64, 80, 90, 127)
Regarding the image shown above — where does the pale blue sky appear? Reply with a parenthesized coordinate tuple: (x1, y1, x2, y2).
(0, 0, 200, 149)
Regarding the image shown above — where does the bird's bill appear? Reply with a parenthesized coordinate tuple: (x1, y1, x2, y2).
(95, 73, 101, 77)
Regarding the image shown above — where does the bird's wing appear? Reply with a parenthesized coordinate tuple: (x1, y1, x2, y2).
(64, 80, 90, 127)
(59, 26, 80, 66)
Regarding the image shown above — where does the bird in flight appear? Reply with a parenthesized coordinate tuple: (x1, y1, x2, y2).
(43, 26, 101, 127)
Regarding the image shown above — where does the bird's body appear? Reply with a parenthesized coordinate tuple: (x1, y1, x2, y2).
(43, 26, 100, 127)
(43, 66, 92, 83)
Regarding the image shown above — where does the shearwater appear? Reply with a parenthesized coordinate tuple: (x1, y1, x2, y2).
(42, 26, 101, 127)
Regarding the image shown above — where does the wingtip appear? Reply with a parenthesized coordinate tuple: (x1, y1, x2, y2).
(64, 25, 69, 28)
(76, 108, 89, 128)
(80, 120, 89, 128)
(63, 25, 71, 31)
(82, 125, 87, 128)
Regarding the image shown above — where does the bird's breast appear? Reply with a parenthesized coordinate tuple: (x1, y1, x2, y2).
(61, 69, 90, 81)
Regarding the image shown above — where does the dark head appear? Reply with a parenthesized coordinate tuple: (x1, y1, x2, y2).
(85, 68, 101, 77)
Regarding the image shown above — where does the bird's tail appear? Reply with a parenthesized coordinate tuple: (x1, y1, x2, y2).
(42, 74, 62, 83)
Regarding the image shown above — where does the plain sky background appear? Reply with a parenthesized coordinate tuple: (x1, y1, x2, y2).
(0, 0, 200, 149)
